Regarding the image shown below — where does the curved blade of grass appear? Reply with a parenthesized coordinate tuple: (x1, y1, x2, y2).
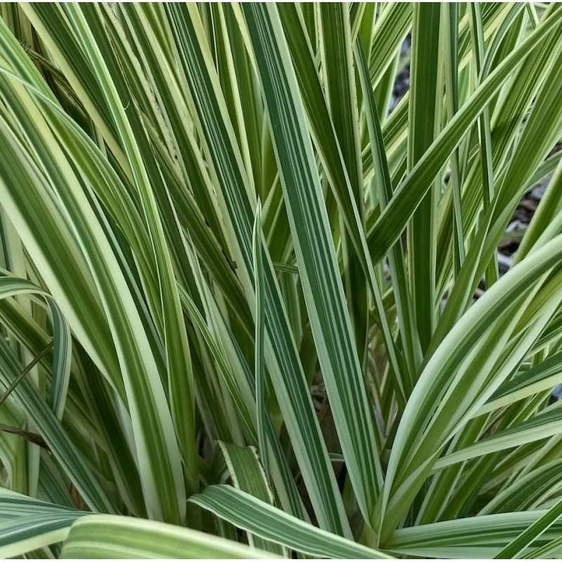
(45, 300, 71, 421)
(0, 27, 121, 392)
(435, 406, 562, 470)
(495, 494, 562, 558)
(191, 485, 391, 559)
(0, 274, 117, 512)
(388, 511, 560, 558)
(0, 276, 145, 517)
(60, 514, 276, 559)
(479, 350, 562, 415)
(0, 514, 78, 559)
(62, 4, 197, 486)
(0, 487, 83, 557)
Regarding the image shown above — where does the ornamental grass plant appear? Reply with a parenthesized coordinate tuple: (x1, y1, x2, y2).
(1, 2, 562, 558)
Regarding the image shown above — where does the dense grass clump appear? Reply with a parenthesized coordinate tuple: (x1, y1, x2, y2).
(1, 2, 562, 558)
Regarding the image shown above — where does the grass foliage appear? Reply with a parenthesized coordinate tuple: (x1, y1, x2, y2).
(0, 2, 562, 558)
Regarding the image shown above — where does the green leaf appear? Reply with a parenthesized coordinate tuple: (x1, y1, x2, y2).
(0, 487, 83, 558)
(480, 349, 562, 415)
(218, 442, 285, 555)
(407, 3, 441, 352)
(191, 485, 391, 559)
(495, 494, 562, 558)
(389, 511, 562, 558)
(60, 514, 276, 559)
(0, 514, 76, 558)
(435, 406, 562, 470)
(252, 204, 268, 476)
